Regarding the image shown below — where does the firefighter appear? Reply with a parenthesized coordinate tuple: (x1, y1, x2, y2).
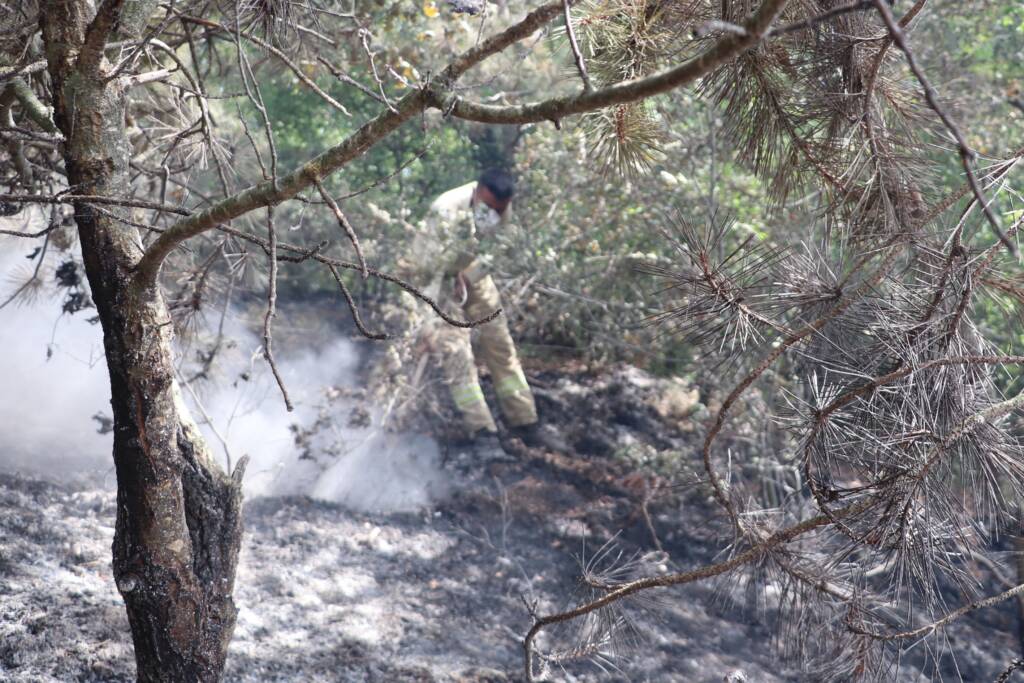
(398, 169, 562, 451)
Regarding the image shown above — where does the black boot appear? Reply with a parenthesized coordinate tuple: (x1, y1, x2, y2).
(509, 423, 570, 452)
(449, 428, 502, 451)
(445, 429, 511, 467)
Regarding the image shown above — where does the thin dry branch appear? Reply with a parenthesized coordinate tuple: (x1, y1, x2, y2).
(313, 179, 366, 278)
(211, 223, 502, 330)
(523, 498, 875, 681)
(769, 0, 872, 36)
(261, 207, 293, 411)
(0, 192, 190, 215)
(871, 0, 1013, 254)
(172, 11, 352, 117)
(326, 263, 387, 340)
(850, 581, 1024, 641)
(562, 0, 592, 91)
(0, 221, 60, 238)
(0, 59, 47, 83)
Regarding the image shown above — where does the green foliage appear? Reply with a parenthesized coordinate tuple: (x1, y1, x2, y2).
(220, 0, 1024, 377)
(560, 0, 696, 176)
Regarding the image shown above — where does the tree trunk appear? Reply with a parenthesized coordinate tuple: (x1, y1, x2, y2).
(41, 2, 246, 680)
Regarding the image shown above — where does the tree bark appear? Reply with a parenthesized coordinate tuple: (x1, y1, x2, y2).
(40, 1, 245, 680)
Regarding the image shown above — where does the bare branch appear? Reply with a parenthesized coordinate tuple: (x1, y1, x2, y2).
(562, 0, 591, 91)
(326, 263, 387, 340)
(0, 192, 188, 214)
(524, 498, 875, 681)
(438, 0, 789, 125)
(768, 0, 872, 36)
(105, 1, 178, 81)
(173, 12, 351, 117)
(851, 581, 1024, 641)
(79, 0, 130, 73)
(120, 68, 175, 88)
(261, 207, 293, 412)
(211, 223, 501, 330)
(313, 179, 366, 278)
(0, 59, 47, 84)
(316, 56, 388, 105)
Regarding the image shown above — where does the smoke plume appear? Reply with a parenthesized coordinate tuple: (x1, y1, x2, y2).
(0, 224, 447, 512)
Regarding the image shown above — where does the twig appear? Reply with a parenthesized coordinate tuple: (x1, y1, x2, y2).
(316, 56, 388, 105)
(326, 263, 388, 340)
(0, 59, 47, 84)
(105, 1, 179, 81)
(998, 658, 1024, 683)
(523, 498, 874, 681)
(176, 369, 235, 471)
(313, 178, 367, 278)
(640, 478, 663, 553)
(261, 207, 293, 411)
(0, 192, 189, 215)
(174, 11, 351, 116)
(212, 223, 501, 329)
(562, 0, 591, 91)
(119, 68, 176, 88)
(768, 0, 872, 36)
(0, 220, 59, 238)
(336, 145, 429, 200)
(233, 7, 279, 186)
(851, 581, 1024, 641)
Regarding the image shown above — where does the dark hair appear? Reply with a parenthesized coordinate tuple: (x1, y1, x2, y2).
(478, 168, 516, 202)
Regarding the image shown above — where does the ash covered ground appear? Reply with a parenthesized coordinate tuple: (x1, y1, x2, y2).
(1, 364, 1022, 682)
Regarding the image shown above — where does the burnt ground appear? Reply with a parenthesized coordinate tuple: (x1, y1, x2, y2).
(1, 364, 1022, 682)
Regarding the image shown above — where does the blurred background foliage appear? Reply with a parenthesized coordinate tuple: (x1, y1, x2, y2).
(206, 0, 1024, 388)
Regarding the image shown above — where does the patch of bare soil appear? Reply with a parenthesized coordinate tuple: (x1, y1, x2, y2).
(1, 364, 1020, 682)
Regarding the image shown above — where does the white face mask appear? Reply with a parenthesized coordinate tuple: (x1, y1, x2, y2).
(472, 202, 502, 236)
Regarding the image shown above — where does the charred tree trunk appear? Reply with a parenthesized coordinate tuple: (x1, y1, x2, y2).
(40, 2, 245, 680)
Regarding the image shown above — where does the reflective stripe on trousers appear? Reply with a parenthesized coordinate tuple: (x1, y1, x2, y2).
(494, 371, 530, 398)
(430, 275, 537, 432)
(465, 275, 537, 428)
(451, 383, 486, 409)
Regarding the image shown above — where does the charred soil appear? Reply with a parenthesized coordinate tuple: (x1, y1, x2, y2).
(1, 364, 1021, 682)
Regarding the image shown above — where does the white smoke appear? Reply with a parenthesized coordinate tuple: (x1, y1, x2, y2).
(179, 315, 449, 512)
(0, 220, 447, 512)
(0, 239, 112, 478)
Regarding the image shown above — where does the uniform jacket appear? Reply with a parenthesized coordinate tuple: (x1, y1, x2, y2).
(400, 181, 507, 304)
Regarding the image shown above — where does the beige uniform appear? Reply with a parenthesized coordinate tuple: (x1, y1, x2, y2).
(401, 181, 537, 433)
